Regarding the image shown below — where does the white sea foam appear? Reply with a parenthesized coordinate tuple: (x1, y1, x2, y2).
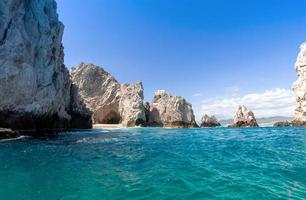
(0, 135, 30, 143)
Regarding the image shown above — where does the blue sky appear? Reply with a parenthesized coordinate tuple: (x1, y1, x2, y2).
(57, 0, 306, 119)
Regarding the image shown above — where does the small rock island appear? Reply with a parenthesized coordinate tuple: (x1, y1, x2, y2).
(200, 114, 221, 127)
(148, 90, 198, 128)
(231, 105, 258, 127)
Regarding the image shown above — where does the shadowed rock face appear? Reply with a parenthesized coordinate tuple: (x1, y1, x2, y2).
(0, 0, 92, 133)
(293, 43, 306, 124)
(148, 90, 198, 128)
(200, 114, 221, 127)
(71, 63, 146, 127)
(231, 105, 258, 127)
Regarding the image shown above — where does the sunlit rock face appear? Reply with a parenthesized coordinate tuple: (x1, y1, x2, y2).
(200, 114, 221, 127)
(71, 63, 146, 127)
(119, 83, 147, 126)
(148, 90, 198, 128)
(293, 43, 306, 122)
(0, 0, 92, 132)
(232, 105, 258, 127)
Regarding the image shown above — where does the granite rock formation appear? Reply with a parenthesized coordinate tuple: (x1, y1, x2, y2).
(148, 90, 198, 128)
(231, 105, 258, 127)
(200, 114, 221, 127)
(119, 83, 147, 126)
(71, 63, 146, 127)
(293, 43, 306, 124)
(0, 0, 92, 132)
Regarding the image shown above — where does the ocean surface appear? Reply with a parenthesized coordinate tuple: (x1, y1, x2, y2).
(0, 127, 305, 200)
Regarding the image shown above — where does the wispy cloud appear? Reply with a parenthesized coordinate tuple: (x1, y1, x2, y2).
(192, 93, 203, 97)
(199, 88, 295, 119)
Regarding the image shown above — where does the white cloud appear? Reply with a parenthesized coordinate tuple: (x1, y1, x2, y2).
(200, 88, 295, 119)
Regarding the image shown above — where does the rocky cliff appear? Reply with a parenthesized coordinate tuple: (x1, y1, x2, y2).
(0, 0, 92, 132)
(231, 105, 258, 127)
(200, 114, 221, 127)
(293, 43, 306, 123)
(148, 90, 198, 128)
(71, 63, 146, 127)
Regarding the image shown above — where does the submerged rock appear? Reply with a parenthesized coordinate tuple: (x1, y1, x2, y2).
(231, 105, 258, 127)
(148, 90, 198, 128)
(292, 43, 306, 125)
(0, 0, 92, 132)
(71, 63, 146, 127)
(200, 114, 221, 127)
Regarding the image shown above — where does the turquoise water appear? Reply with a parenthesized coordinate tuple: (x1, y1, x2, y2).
(0, 127, 305, 199)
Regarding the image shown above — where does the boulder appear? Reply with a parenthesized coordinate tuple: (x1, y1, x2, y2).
(231, 105, 258, 127)
(200, 114, 221, 127)
(148, 90, 198, 128)
(71, 63, 146, 127)
(0, 0, 92, 133)
(292, 43, 306, 125)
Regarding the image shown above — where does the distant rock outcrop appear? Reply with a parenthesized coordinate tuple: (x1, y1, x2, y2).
(200, 114, 221, 127)
(293, 43, 306, 125)
(71, 63, 146, 127)
(0, 0, 92, 132)
(273, 121, 291, 127)
(148, 90, 198, 128)
(231, 105, 258, 127)
(291, 120, 306, 126)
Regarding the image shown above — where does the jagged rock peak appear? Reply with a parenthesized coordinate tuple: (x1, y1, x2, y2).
(0, 0, 92, 132)
(232, 105, 258, 127)
(71, 63, 146, 127)
(148, 90, 198, 128)
(293, 43, 306, 122)
(200, 114, 221, 127)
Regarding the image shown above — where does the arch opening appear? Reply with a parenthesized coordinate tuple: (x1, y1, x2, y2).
(101, 110, 121, 124)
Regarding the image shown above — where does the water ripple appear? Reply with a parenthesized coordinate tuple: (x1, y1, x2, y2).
(0, 127, 305, 199)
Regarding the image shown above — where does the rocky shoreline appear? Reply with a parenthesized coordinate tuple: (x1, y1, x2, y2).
(1, 0, 306, 139)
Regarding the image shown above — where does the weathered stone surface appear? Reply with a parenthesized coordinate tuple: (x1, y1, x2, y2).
(293, 43, 306, 123)
(0, 0, 92, 132)
(291, 119, 306, 126)
(148, 90, 198, 128)
(119, 82, 147, 126)
(273, 121, 291, 127)
(200, 114, 221, 127)
(69, 84, 93, 128)
(71, 63, 146, 127)
(70, 63, 121, 124)
(231, 105, 258, 127)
